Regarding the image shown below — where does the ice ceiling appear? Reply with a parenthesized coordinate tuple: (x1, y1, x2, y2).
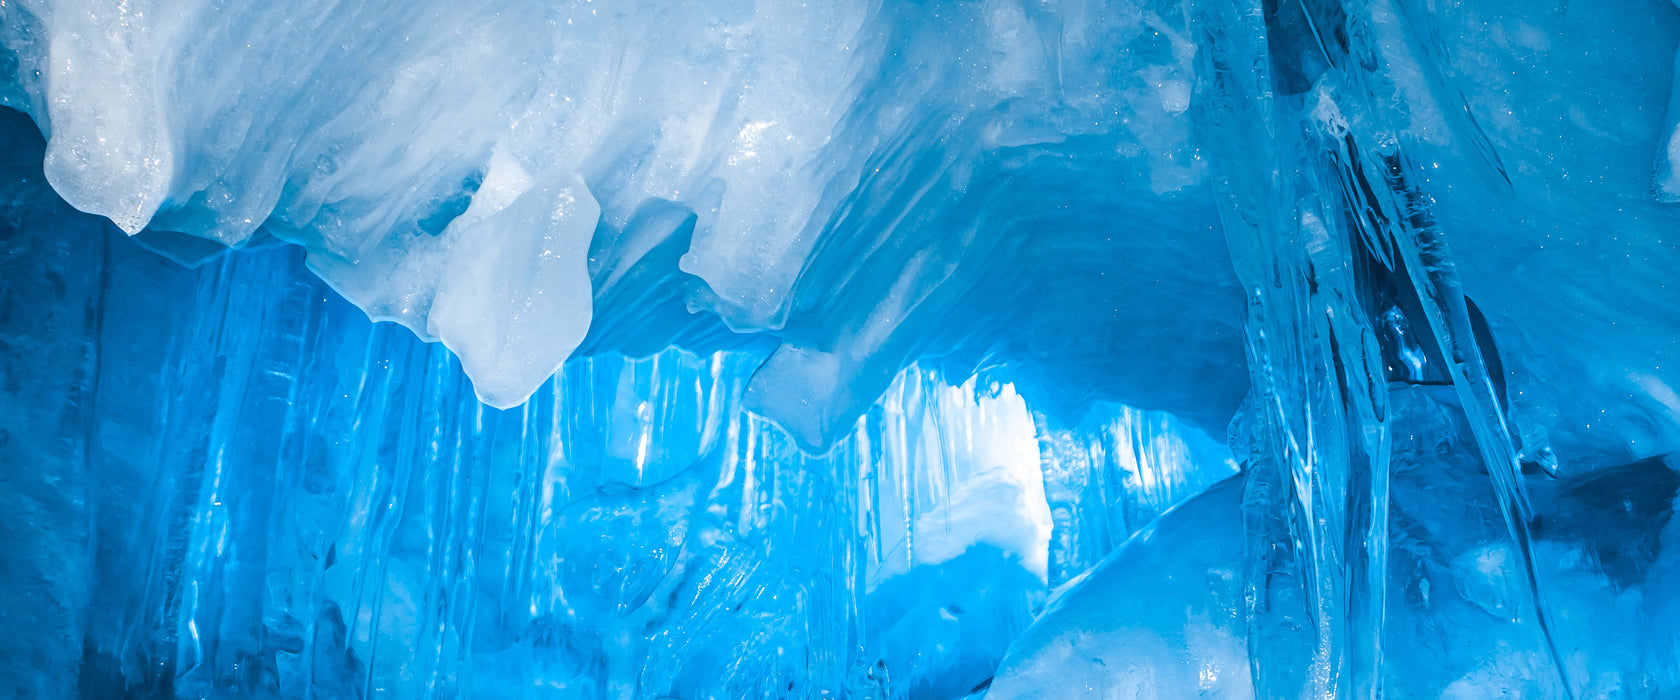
(1, 0, 1678, 697)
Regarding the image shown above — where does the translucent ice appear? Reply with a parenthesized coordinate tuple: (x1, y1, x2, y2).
(0, 0, 1250, 446)
(989, 389, 1680, 698)
(4, 0, 1680, 696)
(0, 116, 1239, 694)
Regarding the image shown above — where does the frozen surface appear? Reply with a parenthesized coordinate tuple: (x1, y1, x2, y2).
(0, 0, 1251, 445)
(3, 0, 1680, 696)
(1, 109, 1236, 696)
(0, 0, 1670, 458)
(989, 389, 1680, 698)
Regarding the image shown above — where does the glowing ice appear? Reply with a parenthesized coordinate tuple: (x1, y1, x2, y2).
(2, 0, 1679, 696)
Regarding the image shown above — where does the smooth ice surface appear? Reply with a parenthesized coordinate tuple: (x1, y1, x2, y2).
(989, 389, 1680, 698)
(5, 0, 1680, 696)
(986, 475, 1253, 699)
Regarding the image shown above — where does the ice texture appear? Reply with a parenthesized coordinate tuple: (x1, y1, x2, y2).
(3, 0, 1680, 696)
(1, 109, 1238, 696)
(0, 0, 1250, 446)
(990, 389, 1680, 699)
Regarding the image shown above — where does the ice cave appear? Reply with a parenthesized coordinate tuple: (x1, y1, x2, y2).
(1, 0, 1678, 697)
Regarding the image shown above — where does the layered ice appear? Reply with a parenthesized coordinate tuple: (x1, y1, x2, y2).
(3, 0, 1680, 696)
(0, 134, 1237, 695)
(2, 0, 1671, 457)
(989, 389, 1680, 699)
(0, 0, 1249, 445)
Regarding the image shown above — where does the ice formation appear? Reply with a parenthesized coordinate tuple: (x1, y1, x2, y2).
(1, 0, 1678, 697)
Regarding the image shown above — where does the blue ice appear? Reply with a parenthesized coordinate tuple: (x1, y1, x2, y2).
(1, 0, 1678, 697)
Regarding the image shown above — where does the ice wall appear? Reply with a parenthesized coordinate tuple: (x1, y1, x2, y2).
(1186, 0, 1680, 694)
(989, 389, 1680, 698)
(2, 0, 1671, 462)
(0, 0, 1251, 450)
(0, 107, 1238, 696)
(5, 0, 1680, 696)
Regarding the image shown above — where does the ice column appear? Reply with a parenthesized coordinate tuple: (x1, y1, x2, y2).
(1189, 0, 1570, 695)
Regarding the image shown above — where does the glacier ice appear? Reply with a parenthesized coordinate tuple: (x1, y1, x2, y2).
(988, 388, 1680, 698)
(0, 139, 1234, 697)
(2, 0, 1680, 697)
(0, 0, 1253, 448)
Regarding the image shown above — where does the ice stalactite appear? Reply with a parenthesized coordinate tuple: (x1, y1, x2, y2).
(5, 0, 1680, 696)
(1, 108, 1238, 695)
(1190, 0, 1583, 695)
(1190, 0, 1391, 693)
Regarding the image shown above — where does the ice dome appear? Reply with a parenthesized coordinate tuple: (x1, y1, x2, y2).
(0, 0, 1677, 697)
